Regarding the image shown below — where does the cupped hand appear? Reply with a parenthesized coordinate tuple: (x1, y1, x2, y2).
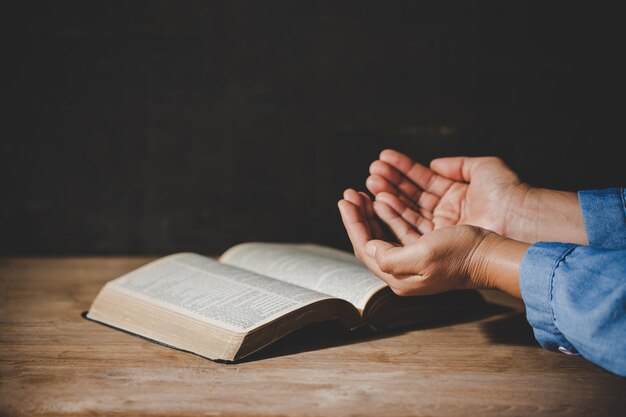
(365, 225, 497, 296)
(339, 188, 527, 298)
(366, 149, 531, 242)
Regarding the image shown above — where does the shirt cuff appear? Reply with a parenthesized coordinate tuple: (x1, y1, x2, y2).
(519, 242, 579, 353)
(578, 188, 626, 249)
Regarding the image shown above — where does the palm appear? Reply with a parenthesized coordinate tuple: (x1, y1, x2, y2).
(366, 150, 523, 236)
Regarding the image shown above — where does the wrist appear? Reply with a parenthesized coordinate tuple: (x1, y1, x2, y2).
(504, 183, 540, 243)
(469, 230, 529, 298)
(507, 185, 586, 244)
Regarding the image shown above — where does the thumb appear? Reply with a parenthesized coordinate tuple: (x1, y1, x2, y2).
(366, 240, 415, 275)
(365, 239, 395, 258)
(430, 156, 482, 183)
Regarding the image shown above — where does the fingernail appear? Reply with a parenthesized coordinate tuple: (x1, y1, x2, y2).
(366, 242, 377, 258)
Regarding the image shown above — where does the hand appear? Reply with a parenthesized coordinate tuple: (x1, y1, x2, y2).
(338, 188, 419, 284)
(365, 225, 496, 296)
(338, 191, 528, 298)
(365, 149, 587, 244)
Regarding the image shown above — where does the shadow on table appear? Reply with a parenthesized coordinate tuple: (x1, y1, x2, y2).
(479, 311, 537, 347)
(239, 301, 512, 363)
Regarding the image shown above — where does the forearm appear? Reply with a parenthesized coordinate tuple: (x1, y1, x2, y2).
(506, 186, 587, 244)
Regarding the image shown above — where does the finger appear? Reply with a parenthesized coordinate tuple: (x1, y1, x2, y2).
(430, 156, 509, 183)
(372, 201, 421, 245)
(369, 160, 421, 202)
(369, 160, 443, 213)
(365, 240, 436, 296)
(343, 188, 362, 207)
(358, 191, 386, 239)
(337, 204, 398, 283)
(386, 275, 441, 296)
(338, 199, 371, 259)
(376, 192, 434, 234)
(360, 253, 399, 289)
(367, 175, 435, 219)
(365, 239, 423, 276)
(366, 174, 421, 212)
(429, 157, 473, 182)
(343, 189, 372, 237)
(379, 149, 455, 197)
(353, 238, 406, 287)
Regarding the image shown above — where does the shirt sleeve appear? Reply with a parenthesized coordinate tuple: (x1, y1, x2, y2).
(520, 243, 626, 376)
(579, 188, 626, 249)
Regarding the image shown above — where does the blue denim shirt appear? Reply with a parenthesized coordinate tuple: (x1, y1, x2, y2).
(520, 188, 626, 376)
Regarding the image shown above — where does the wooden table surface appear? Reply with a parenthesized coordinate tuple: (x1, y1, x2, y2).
(1, 257, 624, 416)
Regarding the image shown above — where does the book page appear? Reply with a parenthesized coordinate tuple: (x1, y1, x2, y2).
(220, 243, 387, 312)
(296, 244, 363, 265)
(106, 253, 332, 333)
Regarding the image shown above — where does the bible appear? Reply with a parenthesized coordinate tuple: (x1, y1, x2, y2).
(87, 242, 485, 362)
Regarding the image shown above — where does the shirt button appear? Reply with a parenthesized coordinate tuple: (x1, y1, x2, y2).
(558, 346, 578, 355)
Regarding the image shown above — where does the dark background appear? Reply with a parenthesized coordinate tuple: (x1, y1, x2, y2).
(2, 1, 624, 256)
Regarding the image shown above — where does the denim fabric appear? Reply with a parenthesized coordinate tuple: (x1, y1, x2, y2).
(579, 188, 626, 249)
(520, 188, 626, 377)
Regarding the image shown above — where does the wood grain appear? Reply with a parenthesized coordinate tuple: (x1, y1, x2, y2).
(1, 257, 624, 416)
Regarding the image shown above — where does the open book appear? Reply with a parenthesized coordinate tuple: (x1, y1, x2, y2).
(87, 243, 485, 362)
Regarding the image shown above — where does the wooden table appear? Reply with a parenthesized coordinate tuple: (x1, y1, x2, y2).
(1, 257, 624, 416)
